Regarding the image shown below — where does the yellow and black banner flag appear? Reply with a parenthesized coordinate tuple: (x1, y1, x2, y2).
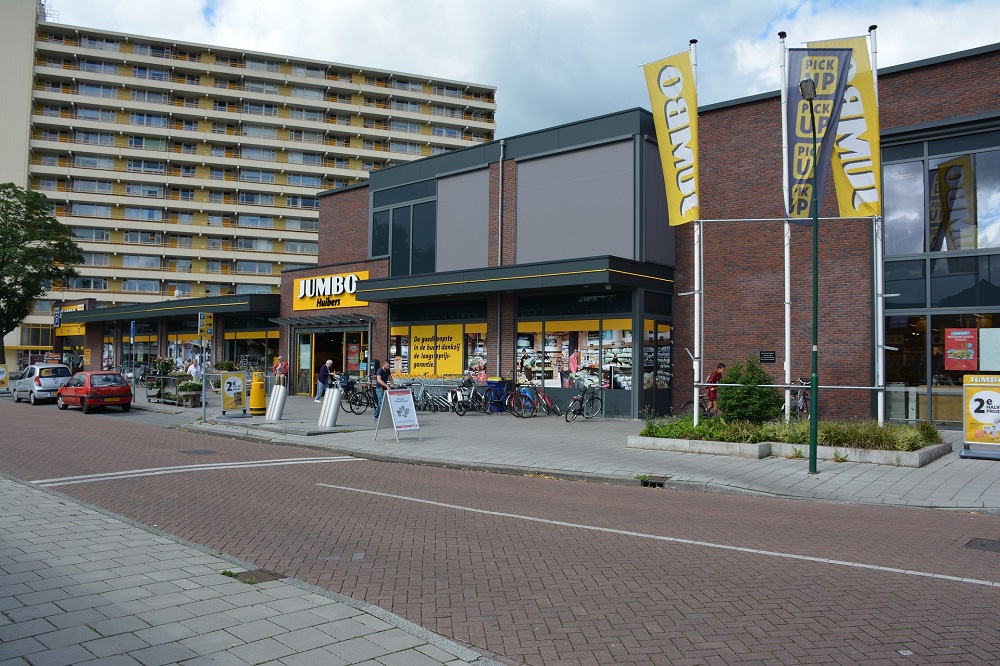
(643, 51, 699, 225)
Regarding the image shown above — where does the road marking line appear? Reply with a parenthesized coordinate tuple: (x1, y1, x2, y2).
(34, 457, 364, 487)
(316, 483, 1000, 589)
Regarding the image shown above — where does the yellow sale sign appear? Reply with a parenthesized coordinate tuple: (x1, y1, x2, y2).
(964, 375, 1000, 445)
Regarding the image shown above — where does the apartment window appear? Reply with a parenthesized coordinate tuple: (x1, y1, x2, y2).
(245, 80, 278, 94)
(236, 260, 273, 273)
(133, 44, 171, 58)
(81, 252, 110, 266)
(236, 284, 273, 295)
(433, 85, 463, 98)
(245, 58, 280, 72)
(74, 107, 114, 123)
(212, 122, 234, 134)
(210, 145, 229, 157)
(80, 36, 120, 51)
(290, 86, 324, 100)
(178, 74, 201, 85)
(391, 121, 422, 134)
(432, 105, 462, 118)
(206, 260, 223, 273)
(287, 151, 322, 165)
(76, 131, 115, 146)
(389, 141, 422, 155)
(207, 237, 225, 249)
(128, 136, 166, 150)
(242, 102, 277, 116)
(180, 120, 198, 132)
(171, 258, 193, 272)
(72, 155, 111, 170)
(362, 161, 379, 172)
(285, 241, 318, 254)
(77, 59, 117, 75)
(432, 146, 453, 155)
(130, 112, 167, 128)
(175, 188, 195, 201)
(291, 64, 325, 78)
(290, 107, 325, 121)
(131, 89, 170, 103)
(175, 212, 194, 224)
(71, 203, 111, 218)
(132, 66, 169, 81)
(180, 165, 196, 177)
(242, 124, 278, 139)
(67, 277, 108, 291)
(42, 105, 64, 117)
(123, 279, 161, 293)
(329, 179, 348, 188)
(127, 159, 165, 174)
(78, 83, 117, 99)
(238, 192, 275, 206)
(237, 215, 274, 228)
(241, 146, 276, 161)
(332, 94, 353, 104)
(289, 129, 324, 143)
(38, 177, 59, 191)
(203, 283, 222, 295)
(333, 158, 349, 169)
(286, 174, 322, 187)
(213, 100, 235, 112)
(236, 239, 273, 252)
(432, 126, 461, 139)
(392, 100, 422, 113)
(73, 228, 111, 241)
(168, 282, 192, 295)
(125, 207, 163, 221)
(208, 191, 227, 203)
(122, 255, 162, 269)
(207, 215, 228, 227)
(391, 79, 423, 92)
(125, 182, 163, 197)
(123, 231, 162, 244)
(210, 168, 228, 180)
(286, 196, 318, 209)
(239, 169, 275, 184)
(284, 218, 319, 231)
(176, 142, 197, 154)
(73, 179, 113, 194)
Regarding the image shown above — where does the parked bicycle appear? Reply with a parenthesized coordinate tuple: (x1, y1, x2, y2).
(506, 382, 538, 418)
(482, 378, 512, 415)
(566, 383, 602, 422)
(348, 379, 380, 414)
(677, 392, 715, 419)
(528, 381, 561, 417)
(790, 377, 810, 420)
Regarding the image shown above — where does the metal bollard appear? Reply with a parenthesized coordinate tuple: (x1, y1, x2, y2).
(265, 384, 287, 421)
(318, 388, 342, 427)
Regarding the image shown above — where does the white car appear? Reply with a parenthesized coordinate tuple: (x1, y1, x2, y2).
(12, 364, 73, 405)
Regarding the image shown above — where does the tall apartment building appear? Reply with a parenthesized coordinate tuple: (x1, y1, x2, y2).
(0, 0, 496, 364)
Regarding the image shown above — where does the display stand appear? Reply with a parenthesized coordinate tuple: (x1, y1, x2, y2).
(374, 388, 420, 443)
(960, 375, 1000, 460)
(218, 371, 250, 419)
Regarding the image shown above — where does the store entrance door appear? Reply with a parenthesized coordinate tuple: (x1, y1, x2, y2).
(312, 333, 344, 396)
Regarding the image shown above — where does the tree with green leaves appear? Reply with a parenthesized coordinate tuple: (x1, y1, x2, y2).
(0, 182, 83, 366)
(716, 356, 783, 423)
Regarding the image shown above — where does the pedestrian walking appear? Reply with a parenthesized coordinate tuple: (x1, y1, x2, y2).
(315, 359, 333, 402)
(372, 359, 394, 423)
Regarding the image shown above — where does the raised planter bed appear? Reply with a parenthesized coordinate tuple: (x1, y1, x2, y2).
(626, 436, 952, 468)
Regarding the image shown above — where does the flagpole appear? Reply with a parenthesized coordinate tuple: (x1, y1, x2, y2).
(779, 31, 792, 422)
(688, 38, 703, 426)
(869, 24, 886, 426)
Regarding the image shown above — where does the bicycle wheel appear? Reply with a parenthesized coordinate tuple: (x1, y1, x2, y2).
(349, 392, 367, 414)
(482, 388, 497, 415)
(677, 400, 694, 416)
(798, 398, 810, 420)
(454, 398, 467, 416)
(583, 395, 603, 419)
(340, 391, 354, 412)
(507, 393, 526, 417)
(566, 397, 580, 422)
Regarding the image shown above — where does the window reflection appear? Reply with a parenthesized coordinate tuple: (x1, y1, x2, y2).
(884, 161, 925, 255)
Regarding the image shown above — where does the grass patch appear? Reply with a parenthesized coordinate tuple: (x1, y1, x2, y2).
(640, 415, 941, 452)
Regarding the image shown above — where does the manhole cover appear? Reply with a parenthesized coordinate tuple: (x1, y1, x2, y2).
(179, 449, 218, 455)
(965, 538, 1000, 553)
(225, 569, 286, 584)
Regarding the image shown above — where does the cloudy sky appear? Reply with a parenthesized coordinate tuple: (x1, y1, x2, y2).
(47, 0, 999, 138)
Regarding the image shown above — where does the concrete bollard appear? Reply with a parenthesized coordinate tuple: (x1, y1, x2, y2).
(265, 384, 287, 421)
(318, 388, 342, 427)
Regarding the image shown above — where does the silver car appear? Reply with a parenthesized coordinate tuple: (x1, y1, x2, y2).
(12, 364, 73, 405)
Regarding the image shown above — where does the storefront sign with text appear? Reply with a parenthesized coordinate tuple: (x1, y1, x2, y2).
(293, 271, 369, 311)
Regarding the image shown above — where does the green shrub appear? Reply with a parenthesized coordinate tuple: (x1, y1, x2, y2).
(214, 360, 237, 371)
(177, 381, 202, 392)
(716, 357, 783, 424)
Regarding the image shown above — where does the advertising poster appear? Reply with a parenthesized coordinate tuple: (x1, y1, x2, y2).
(0, 366, 8, 390)
(964, 375, 1000, 446)
(221, 372, 245, 412)
(387, 388, 419, 431)
(347, 343, 360, 371)
(945, 328, 977, 371)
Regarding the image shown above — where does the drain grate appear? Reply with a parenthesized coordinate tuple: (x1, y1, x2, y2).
(230, 569, 286, 584)
(965, 538, 1000, 553)
(179, 449, 218, 455)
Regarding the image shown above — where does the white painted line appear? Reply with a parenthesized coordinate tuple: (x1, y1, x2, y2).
(34, 457, 364, 487)
(316, 483, 1000, 589)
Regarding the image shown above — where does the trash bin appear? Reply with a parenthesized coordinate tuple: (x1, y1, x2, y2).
(486, 379, 509, 413)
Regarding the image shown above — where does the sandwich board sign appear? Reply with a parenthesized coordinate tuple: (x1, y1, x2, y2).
(374, 388, 420, 443)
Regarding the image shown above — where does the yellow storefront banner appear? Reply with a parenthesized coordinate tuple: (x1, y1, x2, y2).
(292, 271, 369, 311)
(643, 50, 699, 225)
(964, 375, 1000, 445)
(55, 323, 85, 337)
(808, 36, 881, 217)
(409, 325, 436, 375)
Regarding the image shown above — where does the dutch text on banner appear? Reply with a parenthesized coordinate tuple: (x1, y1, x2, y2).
(643, 51, 699, 225)
(785, 48, 852, 220)
(808, 37, 882, 217)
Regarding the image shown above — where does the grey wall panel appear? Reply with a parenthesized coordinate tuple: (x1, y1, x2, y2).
(516, 142, 635, 264)
(643, 141, 674, 266)
(436, 169, 490, 272)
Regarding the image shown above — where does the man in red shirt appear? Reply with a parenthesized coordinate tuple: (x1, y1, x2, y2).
(706, 363, 725, 416)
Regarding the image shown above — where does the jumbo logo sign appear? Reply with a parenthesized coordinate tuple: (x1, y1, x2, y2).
(293, 271, 369, 311)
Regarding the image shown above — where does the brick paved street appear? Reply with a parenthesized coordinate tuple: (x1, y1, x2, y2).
(2, 398, 1000, 664)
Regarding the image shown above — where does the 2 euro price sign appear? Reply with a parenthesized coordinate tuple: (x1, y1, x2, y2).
(964, 375, 1000, 446)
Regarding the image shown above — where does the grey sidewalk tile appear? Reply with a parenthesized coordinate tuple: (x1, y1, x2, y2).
(178, 597, 237, 617)
(0, 636, 45, 660)
(225, 618, 287, 643)
(181, 652, 253, 666)
(96, 599, 154, 619)
(36, 624, 100, 649)
(227, 636, 296, 664)
(271, 647, 349, 665)
(269, 609, 328, 632)
(272, 625, 339, 652)
(0, 616, 56, 642)
(5, 600, 63, 621)
(17, 644, 95, 666)
(133, 620, 198, 646)
(135, 605, 196, 627)
(313, 617, 378, 642)
(127, 642, 198, 666)
(224, 604, 281, 624)
(75, 655, 142, 665)
(89, 615, 152, 637)
(179, 610, 242, 634)
(319, 636, 391, 662)
(367, 627, 427, 652)
(262, 596, 322, 615)
(16, 588, 70, 606)
(141, 591, 199, 610)
(46, 607, 106, 630)
(178, 628, 243, 655)
(378, 648, 454, 666)
(81, 631, 150, 658)
(53, 593, 110, 613)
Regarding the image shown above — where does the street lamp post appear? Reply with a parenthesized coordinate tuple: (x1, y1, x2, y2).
(798, 77, 820, 475)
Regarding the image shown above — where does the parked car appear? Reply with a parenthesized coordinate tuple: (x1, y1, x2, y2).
(57, 371, 133, 413)
(12, 363, 73, 405)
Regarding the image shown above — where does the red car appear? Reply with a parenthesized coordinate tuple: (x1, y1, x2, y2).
(57, 371, 133, 413)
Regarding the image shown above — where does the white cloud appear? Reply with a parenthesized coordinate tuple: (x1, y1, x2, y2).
(46, 0, 1000, 137)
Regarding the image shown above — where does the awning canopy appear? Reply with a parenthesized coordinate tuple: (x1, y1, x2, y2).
(270, 312, 376, 329)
